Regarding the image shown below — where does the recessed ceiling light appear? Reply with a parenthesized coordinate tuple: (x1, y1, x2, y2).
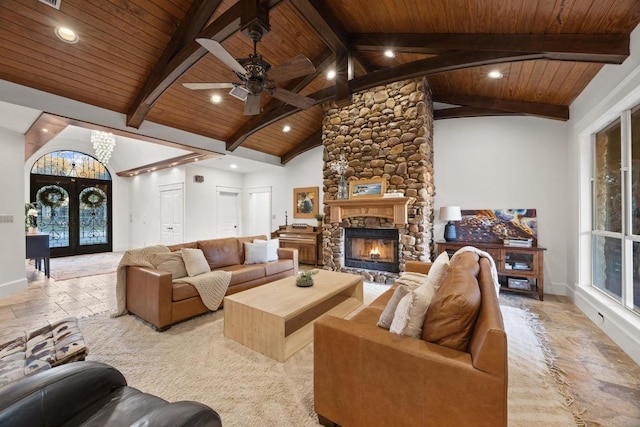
(282, 125, 291, 133)
(326, 70, 336, 80)
(384, 49, 395, 58)
(55, 27, 79, 44)
(42, 128, 48, 133)
(230, 164, 238, 169)
(210, 94, 222, 104)
(488, 70, 504, 79)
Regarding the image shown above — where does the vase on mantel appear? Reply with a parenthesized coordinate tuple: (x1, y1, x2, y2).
(27, 226, 38, 235)
(337, 176, 348, 200)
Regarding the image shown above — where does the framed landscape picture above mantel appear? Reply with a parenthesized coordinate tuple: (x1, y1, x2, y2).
(349, 178, 386, 199)
(293, 187, 319, 218)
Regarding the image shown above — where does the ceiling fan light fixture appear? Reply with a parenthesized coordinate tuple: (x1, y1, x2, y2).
(488, 70, 504, 79)
(229, 85, 250, 101)
(55, 26, 79, 43)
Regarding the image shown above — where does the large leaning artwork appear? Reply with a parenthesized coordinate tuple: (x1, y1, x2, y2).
(458, 209, 538, 245)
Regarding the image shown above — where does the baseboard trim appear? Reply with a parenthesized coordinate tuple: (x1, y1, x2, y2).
(545, 281, 570, 296)
(0, 278, 28, 299)
(574, 286, 640, 365)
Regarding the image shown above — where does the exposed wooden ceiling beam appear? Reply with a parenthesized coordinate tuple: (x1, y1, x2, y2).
(352, 51, 544, 91)
(434, 94, 569, 121)
(126, 0, 287, 129)
(126, 2, 242, 128)
(281, 130, 322, 164)
(434, 106, 521, 120)
(289, 0, 374, 73)
(351, 33, 629, 64)
(227, 52, 554, 155)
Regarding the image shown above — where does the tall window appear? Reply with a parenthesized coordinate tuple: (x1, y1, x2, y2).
(592, 108, 640, 314)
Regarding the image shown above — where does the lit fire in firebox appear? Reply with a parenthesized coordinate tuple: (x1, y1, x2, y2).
(370, 246, 381, 259)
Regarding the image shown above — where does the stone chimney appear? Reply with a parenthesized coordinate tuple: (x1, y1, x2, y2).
(320, 77, 435, 283)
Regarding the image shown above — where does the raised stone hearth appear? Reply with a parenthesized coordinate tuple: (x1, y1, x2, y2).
(320, 77, 434, 283)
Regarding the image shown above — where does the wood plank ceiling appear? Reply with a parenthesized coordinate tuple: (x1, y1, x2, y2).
(1, 0, 639, 164)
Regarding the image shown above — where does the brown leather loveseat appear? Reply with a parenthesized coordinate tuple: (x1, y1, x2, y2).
(126, 235, 298, 331)
(314, 251, 507, 427)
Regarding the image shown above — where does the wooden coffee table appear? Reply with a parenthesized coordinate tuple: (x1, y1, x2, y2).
(223, 270, 363, 362)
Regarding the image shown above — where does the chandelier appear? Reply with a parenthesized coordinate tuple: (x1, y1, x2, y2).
(91, 130, 116, 165)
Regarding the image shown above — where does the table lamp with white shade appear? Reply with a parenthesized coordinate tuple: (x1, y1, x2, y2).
(439, 206, 462, 241)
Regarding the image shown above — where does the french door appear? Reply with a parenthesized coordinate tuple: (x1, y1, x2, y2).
(30, 174, 113, 257)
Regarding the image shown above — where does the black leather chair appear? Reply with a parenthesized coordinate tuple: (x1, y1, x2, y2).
(0, 361, 222, 426)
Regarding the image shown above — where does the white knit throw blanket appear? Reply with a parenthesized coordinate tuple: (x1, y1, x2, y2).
(112, 245, 170, 317)
(450, 245, 501, 295)
(173, 271, 232, 310)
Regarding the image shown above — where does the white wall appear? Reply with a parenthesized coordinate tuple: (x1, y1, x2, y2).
(244, 146, 324, 230)
(0, 128, 28, 297)
(567, 24, 640, 364)
(433, 116, 570, 295)
(184, 164, 244, 241)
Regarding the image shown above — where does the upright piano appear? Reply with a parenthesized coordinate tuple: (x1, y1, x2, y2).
(274, 224, 322, 265)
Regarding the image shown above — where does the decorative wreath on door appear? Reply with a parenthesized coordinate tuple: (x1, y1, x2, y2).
(80, 188, 106, 209)
(37, 186, 69, 208)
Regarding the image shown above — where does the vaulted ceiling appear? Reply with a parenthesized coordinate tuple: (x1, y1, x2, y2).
(1, 0, 639, 166)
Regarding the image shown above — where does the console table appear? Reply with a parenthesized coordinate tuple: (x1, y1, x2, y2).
(26, 233, 50, 278)
(436, 241, 545, 300)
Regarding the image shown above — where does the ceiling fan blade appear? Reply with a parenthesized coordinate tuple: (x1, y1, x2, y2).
(182, 82, 235, 90)
(196, 38, 247, 76)
(265, 54, 316, 83)
(269, 88, 315, 110)
(244, 93, 262, 116)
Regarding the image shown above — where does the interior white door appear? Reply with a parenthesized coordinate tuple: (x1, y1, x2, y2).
(246, 188, 272, 237)
(160, 187, 184, 245)
(217, 190, 240, 237)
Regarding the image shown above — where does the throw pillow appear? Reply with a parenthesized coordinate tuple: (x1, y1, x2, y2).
(151, 252, 188, 280)
(181, 248, 210, 277)
(421, 267, 481, 352)
(394, 271, 429, 290)
(253, 238, 279, 262)
(389, 282, 437, 338)
(244, 241, 268, 264)
(377, 285, 410, 329)
(425, 250, 450, 290)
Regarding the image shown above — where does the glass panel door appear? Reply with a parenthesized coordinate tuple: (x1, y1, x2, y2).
(31, 175, 112, 257)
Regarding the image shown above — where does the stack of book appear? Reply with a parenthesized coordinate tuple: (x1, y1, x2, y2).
(503, 237, 533, 247)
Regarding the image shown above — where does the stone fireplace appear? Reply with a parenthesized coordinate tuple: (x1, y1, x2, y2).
(320, 77, 435, 283)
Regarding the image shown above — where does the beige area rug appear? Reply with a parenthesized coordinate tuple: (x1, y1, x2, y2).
(47, 252, 123, 280)
(78, 284, 578, 427)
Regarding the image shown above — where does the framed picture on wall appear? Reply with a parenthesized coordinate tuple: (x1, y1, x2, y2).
(293, 187, 319, 218)
(349, 178, 386, 199)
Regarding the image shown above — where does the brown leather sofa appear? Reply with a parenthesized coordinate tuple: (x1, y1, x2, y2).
(126, 235, 298, 331)
(314, 251, 507, 427)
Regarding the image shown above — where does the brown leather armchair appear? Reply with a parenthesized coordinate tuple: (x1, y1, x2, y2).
(314, 252, 507, 427)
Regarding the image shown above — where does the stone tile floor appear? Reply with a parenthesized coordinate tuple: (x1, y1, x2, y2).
(1, 263, 639, 426)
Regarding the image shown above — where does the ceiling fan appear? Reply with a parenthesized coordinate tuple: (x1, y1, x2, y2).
(183, 25, 317, 116)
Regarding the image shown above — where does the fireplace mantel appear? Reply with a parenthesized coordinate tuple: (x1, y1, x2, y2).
(325, 197, 411, 225)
